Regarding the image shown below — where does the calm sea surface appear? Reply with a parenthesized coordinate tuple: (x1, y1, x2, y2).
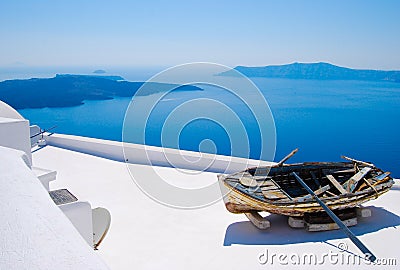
(18, 76, 400, 177)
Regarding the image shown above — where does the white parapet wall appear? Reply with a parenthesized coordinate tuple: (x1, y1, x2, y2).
(0, 101, 32, 166)
(0, 146, 109, 270)
(43, 133, 275, 174)
(0, 117, 32, 166)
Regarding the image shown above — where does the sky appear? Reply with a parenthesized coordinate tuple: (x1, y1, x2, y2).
(0, 0, 399, 70)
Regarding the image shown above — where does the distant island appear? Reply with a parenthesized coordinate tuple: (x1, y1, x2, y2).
(0, 75, 202, 109)
(219, 62, 400, 83)
(56, 74, 125, 81)
(93, 69, 106, 74)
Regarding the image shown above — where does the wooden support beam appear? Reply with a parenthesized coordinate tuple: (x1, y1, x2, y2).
(276, 148, 298, 167)
(343, 167, 372, 192)
(288, 217, 305, 228)
(310, 171, 321, 188)
(326, 190, 336, 197)
(324, 172, 347, 194)
(245, 211, 270, 229)
(306, 218, 358, 232)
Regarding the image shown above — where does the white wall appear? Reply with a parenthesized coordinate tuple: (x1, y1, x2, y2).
(59, 202, 94, 246)
(44, 133, 275, 174)
(0, 117, 32, 166)
(0, 101, 32, 165)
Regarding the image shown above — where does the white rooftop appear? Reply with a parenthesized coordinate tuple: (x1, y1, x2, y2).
(31, 138, 400, 269)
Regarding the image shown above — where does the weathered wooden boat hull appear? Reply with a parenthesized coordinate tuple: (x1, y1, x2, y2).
(219, 161, 394, 217)
(221, 179, 392, 216)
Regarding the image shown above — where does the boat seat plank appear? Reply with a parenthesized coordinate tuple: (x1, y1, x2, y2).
(261, 189, 288, 199)
(257, 180, 276, 187)
(260, 180, 288, 199)
(239, 176, 258, 187)
(260, 185, 280, 191)
(253, 176, 271, 181)
(324, 172, 347, 194)
(343, 167, 372, 192)
(297, 185, 330, 202)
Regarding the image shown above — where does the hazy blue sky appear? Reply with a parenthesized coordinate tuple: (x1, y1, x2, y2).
(1, 0, 399, 69)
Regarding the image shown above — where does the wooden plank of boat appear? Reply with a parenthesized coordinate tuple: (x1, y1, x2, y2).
(253, 167, 271, 176)
(310, 171, 321, 188)
(323, 172, 347, 194)
(259, 184, 279, 191)
(356, 178, 375, 191)
(297, 185, 330, 202)
(271, 179, 294, 200)
(343, 167, 372, 192)
(306, 217, 358, 232)
(355, 172, 390, 191)
(265, 162, 352, 175)
(276, 148, 298, 167)
(374, 172, 391, 181)
(341, 155, 374, 167)
(237, 173, 275, 188)
(239, 176, 258, 187)
(331, 168, 356, 174)
(257, 180, 276, 187)
(372, 176, 392, 187)
(253, 175, 272, 181)
(304, 208, 357, 224)
(359, 172, 392, 191)
(325, 190, 336, 197)
(261, 186, 288, 199)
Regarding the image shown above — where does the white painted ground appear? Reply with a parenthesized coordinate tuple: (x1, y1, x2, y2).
(0, 146, 109, 270)
(33, 145, 400, 270)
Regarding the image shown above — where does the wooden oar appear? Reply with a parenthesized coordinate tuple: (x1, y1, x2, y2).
(292, 172, 376, 262)
(276, 148, 298, 167)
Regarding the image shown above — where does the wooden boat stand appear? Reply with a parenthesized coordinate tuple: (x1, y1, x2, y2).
(246, 207, 371, 232)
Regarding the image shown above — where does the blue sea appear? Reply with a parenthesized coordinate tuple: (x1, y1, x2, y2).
(14, 69, 400, 177)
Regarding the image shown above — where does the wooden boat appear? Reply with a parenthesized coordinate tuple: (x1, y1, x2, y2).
(219, 150, 394, 229)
